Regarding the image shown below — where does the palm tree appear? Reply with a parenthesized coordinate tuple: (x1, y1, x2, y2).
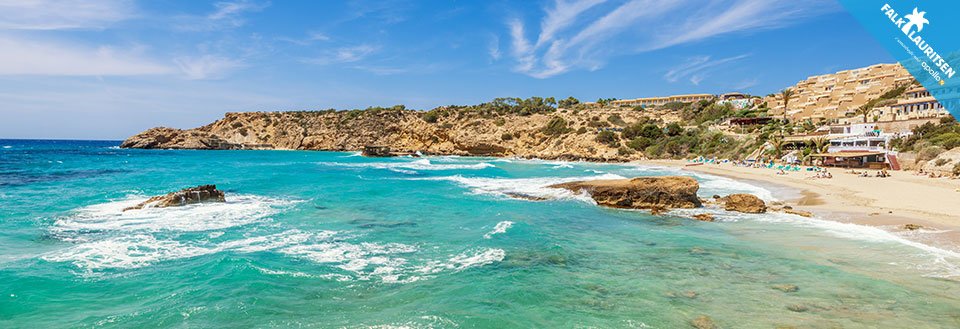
(855, 104, 874, 123)
(780, 88, 794, 139)
(769, 135, 785, 159)
(811, 136, 830, 153)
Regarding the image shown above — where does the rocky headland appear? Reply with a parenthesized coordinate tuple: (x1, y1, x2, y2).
(120, 105, 686, 161)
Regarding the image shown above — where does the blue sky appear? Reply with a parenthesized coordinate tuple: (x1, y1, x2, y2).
(0, 0, 895, 139)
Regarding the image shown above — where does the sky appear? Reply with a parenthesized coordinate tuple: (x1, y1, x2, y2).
(0, 0, 896, 140)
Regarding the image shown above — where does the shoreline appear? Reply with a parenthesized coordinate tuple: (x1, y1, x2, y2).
(637, 159, 960, 251)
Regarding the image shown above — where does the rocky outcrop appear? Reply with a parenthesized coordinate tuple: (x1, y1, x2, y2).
(920, 148, 960, 176)
(719, 193, 766, 213)
(549, 176, 702, 210)
(120, 108, 669, 161)
(124, 185, 226, 211)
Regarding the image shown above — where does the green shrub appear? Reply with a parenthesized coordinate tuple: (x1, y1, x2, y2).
(596, 131, 619, 147)
(576, 127, 587, 134)
(935, 158, 950, 166)
(607, 114, 626, 126)
(618, 147, 634, 156)
(542, 117, 572, 135)
(423, 111, 440, 123)
(626, 137, 653, 151)
(494, 118, 506, 126)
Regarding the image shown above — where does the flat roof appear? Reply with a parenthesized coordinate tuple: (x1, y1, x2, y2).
(810, 152, 885, 158)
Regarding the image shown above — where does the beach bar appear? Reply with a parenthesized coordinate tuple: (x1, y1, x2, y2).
(810, 151, 888, 169)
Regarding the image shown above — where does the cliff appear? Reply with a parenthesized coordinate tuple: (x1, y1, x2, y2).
(121, 107, 678, 161)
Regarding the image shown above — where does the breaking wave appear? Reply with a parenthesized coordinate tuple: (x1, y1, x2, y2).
(320, 159, 495, 174)
(50, 195, 298, 239)
(406, 173, 625, 202)
(484, 221, 514, 239)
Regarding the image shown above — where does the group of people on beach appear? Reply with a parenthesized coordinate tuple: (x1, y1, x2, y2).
(850, 169, 890, 178)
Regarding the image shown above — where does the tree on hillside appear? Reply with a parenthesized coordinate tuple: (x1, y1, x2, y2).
(855, 104, 874, 123)
(780, 88, 794, 139)
(558, 96, 580, 108)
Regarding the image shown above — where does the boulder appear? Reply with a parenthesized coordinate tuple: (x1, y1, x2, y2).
(124, 185, 226, 211)
(549, 176, 702, 210)
(720, 193, 766, 213)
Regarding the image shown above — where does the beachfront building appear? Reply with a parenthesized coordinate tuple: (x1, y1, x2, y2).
(810, 122, 903, 169)
(764, 63, 914, 123)
(609, 93, 715, 108)
(882, 86, 950, 121)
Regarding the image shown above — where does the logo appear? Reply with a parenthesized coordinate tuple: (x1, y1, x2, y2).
(881, 3, 954, 85)
(901, 8, 928, 35)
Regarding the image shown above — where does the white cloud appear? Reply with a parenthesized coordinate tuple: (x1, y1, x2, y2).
(663, 54, 750, 85)
(174, 55, 245, 80)
(488, 35, 501, 61)
(536, 0, 606, 47)
(0, 0, 135, 30)
(0, 35, 170, 76)
(304, 44, 379, 65)
(506, 0, 839, 78)
(175, 0, 269, 31)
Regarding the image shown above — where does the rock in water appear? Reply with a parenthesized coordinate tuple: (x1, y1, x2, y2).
(690, 315, 718, 329)
(123, 185, 226, 211)
(720, 193, 766, 213)
(784, 209, 813, 218)
(902, 223, 923, 231)
(549, 176, 702, 210)
(692, 213, 715, 222)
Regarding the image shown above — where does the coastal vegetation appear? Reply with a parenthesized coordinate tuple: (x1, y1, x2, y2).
(893, 115, 959, 160)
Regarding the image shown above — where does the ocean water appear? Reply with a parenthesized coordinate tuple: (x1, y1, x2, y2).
(1, 139, 959, 328)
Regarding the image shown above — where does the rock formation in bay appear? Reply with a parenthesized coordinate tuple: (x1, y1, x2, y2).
(123, 185, 226, 211)
(719, 193, 767, 213)
(549, 176, 702, 210)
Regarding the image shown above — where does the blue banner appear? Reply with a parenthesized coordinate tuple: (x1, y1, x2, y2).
(839, 1, 959, 120)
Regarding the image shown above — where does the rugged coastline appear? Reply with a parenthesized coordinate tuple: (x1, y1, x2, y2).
(120, 108, 660, 162)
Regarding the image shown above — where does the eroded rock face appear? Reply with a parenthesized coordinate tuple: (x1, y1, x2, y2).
(549, 176, 702, 210)
(123, 185, 226, 211)
(692, 213, 715, 222)
(720, 193, 766, 213)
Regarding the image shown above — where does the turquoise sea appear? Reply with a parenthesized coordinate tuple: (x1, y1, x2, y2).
(1, 139, 959, 328)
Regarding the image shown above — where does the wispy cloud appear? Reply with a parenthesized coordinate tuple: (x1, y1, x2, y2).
(488, 35, 501, 61)
(664, 54, 750, 85)
(304, 44, 379, 65)
(0, 35, 170, 76)
(175, 0, 269, 31)
(0, 0, 136, 30)
(505, 0, 838, 78)
(174, 55, 246, 80)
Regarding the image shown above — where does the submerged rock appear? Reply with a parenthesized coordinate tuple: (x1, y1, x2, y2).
(771, 284, 799, 293)
(504, 192, 549, 201)
(720, 194, 766, 213)
(549, 176, 702, 210)
(692, 213, 715, 222)
(690, 315, 718, 329)
(784, 209, 813, 218)
(902, 223, 923, 231)
(123, 185, 226, 211)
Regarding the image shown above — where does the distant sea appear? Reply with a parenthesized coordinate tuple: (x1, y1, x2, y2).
(1, 139, 959, 328)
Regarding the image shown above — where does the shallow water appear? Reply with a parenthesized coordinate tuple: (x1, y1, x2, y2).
(1, 139, 959, 328)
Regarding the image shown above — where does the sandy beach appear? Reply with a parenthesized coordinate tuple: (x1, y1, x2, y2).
(641, 159, 960, 249)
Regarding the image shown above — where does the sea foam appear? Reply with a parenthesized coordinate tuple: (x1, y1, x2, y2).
(408, 173, 625, 202)
(51, 195, 297, 238)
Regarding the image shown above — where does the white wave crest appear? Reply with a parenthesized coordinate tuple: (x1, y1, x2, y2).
(51, 195, 297, 237)
(484, 221, 514, 239)
(321, 159, 495, 174)
(407, 173, 625, 202)
(415, 248, 506, 275)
